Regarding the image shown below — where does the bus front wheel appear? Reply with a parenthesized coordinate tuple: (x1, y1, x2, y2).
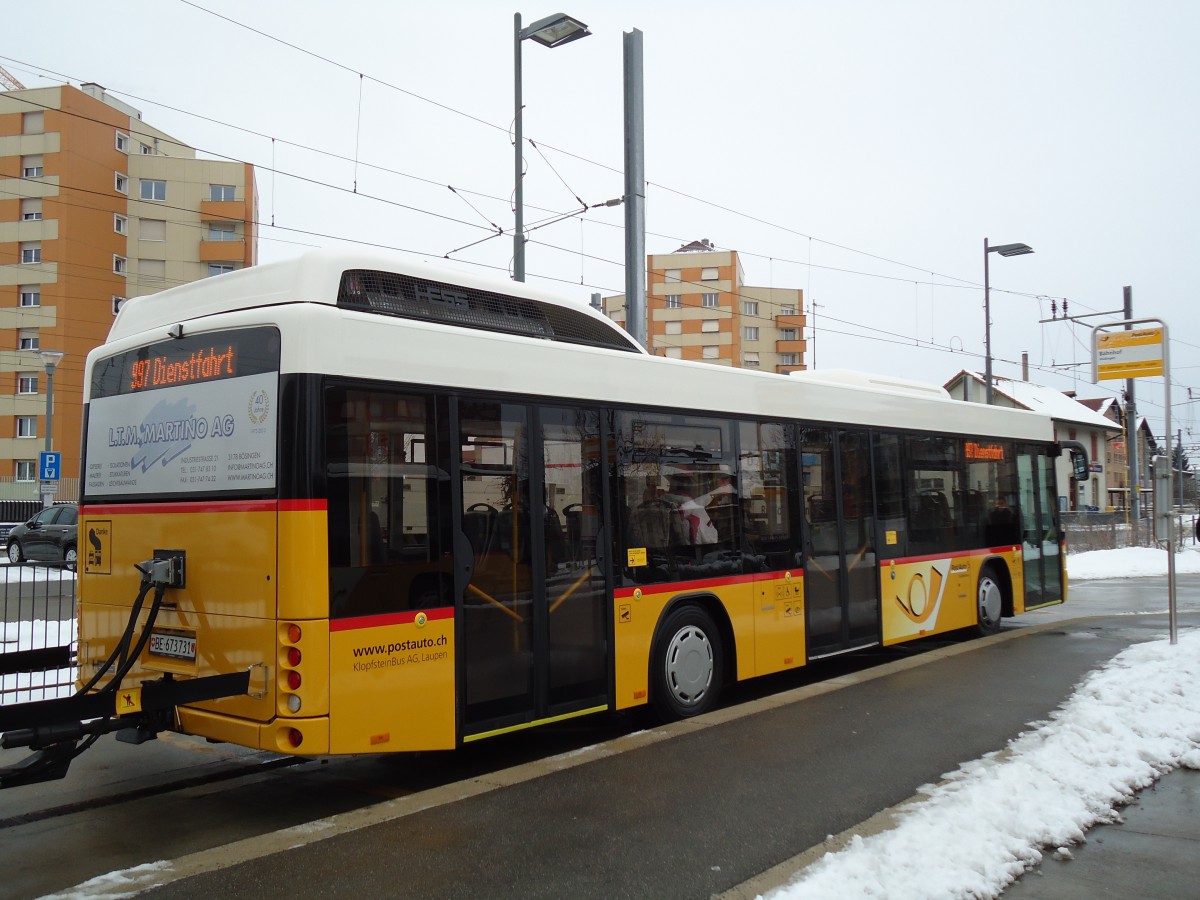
(650, 605, 724, 720)
(976, 565, 1004, 637)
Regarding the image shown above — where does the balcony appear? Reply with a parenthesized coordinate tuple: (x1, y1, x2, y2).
(775, 338, 807, 355)
(199, 239, 246, 262)
(775, 313, 806, 329)
(199, 199, 246, 223)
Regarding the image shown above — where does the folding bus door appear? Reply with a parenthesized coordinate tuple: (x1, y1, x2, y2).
(801, 428, 880, 656)
(1016, 450, 1064, 608)
(456, 400, 607, 738)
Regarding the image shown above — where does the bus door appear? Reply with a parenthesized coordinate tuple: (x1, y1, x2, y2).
(456, 400, 607, 737)
(801, 428, 880, 656)
(1017, 450, 1064, 607)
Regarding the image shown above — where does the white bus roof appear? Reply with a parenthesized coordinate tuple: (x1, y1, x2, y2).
(95, 250, 1053, 443)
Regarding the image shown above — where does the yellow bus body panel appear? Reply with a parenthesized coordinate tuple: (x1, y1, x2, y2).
(879, 548, 1025, 645)
(611, 571, 804, 711)
(328, 609, 456, 753)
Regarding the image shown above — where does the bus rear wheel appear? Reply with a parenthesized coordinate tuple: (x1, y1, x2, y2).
(976, 565, 1004, 637)
(651, 605, 723, 720)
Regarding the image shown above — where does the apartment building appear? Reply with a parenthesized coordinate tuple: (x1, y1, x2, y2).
(604, 240, 806, 373)
(0, 82, 256, 497)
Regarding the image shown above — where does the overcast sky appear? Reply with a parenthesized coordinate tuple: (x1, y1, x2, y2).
(7, 1, 1199, 446)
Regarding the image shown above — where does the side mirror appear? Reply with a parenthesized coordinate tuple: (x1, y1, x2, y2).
(1071, 450, 1089, 483)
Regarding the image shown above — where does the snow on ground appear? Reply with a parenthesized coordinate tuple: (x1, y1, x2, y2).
(1067, 541, 1200, 580)
(767, 627, 1200, 900)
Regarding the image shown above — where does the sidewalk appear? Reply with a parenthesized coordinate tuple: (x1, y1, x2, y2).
(1001, 766, 1200, 899)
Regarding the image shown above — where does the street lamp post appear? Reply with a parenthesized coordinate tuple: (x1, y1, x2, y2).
(36, 349, 65, 507)
(513, 11, 591, 282)
(983, 238, 1034, 404)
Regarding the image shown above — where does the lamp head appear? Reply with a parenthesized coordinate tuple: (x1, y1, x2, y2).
(990, 242, 1034, 257)
(521, 13, 591, 48)
(36, 349, 65, 376)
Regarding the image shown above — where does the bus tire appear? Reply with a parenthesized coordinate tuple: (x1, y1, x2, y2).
(650, 604, 724, 720)
(976, 564, 1004, 637)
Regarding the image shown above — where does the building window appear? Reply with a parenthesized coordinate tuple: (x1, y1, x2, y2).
(20, 199, 42, 221)
(140, 259, 166, 280)
(115, 173, 129, 194)
(664, 294, 681, 309)
(15, 461, 36, 482)
(779, 306, 796, 316)
(114, 214, 128, 235)
(743, 352, 761, 367)
(116, 131, 130, 152)
(664, 321, 682, 335)
(208, 264, 235, 277)
(19, 288, 40, 307)
(702, 346, 720, 359)
(18, 330, 39, 351)
(207, 222, 238, 241)
(23, 112, 44, 134)
(140, 143, 154, 155)
(664, 347, 683, 359)
(701, 267, 719, 281)
(664, 269, 681, 283)
(744, 326, 759, 341)
(20, 243, 41, 264)
(21, 156, 43, 178)
(780, 328, 798, 341)
(702, 293, 719, 308)
(742, 301, 759, 316)
(139, 179, 166, 201)
(779, 353, 799, 366)
(702, 319, 720, 333)
(113, 255, 127, 274)
(209, 184, 236, 201)
(18, 374, 38, 394)
(140, 219, 166, 241)
(112, 296, 127, 316)
(16, 416, 37, 439)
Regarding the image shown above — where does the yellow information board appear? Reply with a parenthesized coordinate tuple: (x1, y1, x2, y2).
(1095, 327, 1164, 380)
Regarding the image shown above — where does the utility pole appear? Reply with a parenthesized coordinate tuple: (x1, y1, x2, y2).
(622, 28, 646, 350)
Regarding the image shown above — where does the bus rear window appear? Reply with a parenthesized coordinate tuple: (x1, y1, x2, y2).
(84, 327, 280, 500)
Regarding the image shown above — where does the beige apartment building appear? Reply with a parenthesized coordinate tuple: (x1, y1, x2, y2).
(604, 240, 806, 373)
(0, 81, 256, 496)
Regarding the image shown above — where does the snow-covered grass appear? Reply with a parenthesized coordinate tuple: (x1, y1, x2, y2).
(1067, 541, 1200, 580)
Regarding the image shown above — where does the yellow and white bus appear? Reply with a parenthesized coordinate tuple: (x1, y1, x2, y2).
(67, 250, 1069, 760)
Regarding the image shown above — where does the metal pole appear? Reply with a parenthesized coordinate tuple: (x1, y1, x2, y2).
(44, 370, 53, 455)
(42, 368, 54, 508)
(984, 237, 993, 404)
(1165, 332, 1176, 644)
(513, 12, 525, 282)
(623, 28, 647, 350)
(1125, 287, 1138, 526)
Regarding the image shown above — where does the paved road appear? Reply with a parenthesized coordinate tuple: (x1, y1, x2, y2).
(134, 612, 1187, 899)
(3, 577, 1193, 898)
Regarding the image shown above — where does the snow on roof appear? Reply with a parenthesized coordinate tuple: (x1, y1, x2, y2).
(949, 372, 1121, 432)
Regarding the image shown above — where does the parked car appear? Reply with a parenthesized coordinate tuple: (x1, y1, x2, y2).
(5, 504, 78, 569)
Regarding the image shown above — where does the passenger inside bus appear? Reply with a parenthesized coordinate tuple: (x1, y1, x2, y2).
(985, 494, 1019, 545)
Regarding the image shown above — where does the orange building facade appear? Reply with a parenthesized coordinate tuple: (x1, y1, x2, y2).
(604, 240, 807, 373)
(0, 83, 256, 499)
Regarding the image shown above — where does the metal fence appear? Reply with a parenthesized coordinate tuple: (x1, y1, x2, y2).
(1062, 510, 1200, 553)
(0, 564, 77, 706)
